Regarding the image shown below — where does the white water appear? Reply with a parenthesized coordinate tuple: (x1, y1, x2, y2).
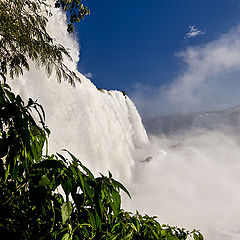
(127, 130, 240, 240)
(10, 4, 240, 240)
(11, 6, 148, 184)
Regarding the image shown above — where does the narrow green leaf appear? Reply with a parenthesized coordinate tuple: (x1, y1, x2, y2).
(61, 201, 73, 224)
(129, 223, 138, 232)
(62, 178, 72, 196)
(4, 163, 10, 182)
(62, 233, 71, 240)
(64, 149, 94, 178)
(95, 211, 101, 228)
(199, 232, 204, 240)
(112, 179, 131, 199)
(88, 211, 96, 230)
(193, 233, 199, 240)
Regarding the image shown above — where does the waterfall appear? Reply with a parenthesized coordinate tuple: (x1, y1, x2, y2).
(10, 5, 148, 183)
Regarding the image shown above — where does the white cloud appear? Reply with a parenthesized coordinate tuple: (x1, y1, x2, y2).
(130, 25, 240, 117)
(84, 72, 94, 78)
(184, 25, 205, 39)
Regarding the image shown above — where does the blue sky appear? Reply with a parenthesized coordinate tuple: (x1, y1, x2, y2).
(76, 0, 240, 116)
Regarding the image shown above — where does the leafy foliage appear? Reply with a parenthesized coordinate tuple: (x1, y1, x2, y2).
(0, 82, 204, 239)
(55, 0, 90, 32)
(0, 0, 89, 85)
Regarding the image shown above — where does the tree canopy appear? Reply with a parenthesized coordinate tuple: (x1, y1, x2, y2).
(0, 1, 204, 239)
(55, 0, 90, 32)
(0, 0, 89, 85)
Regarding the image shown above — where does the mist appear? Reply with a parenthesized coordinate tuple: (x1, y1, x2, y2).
(125, 24, 240, 240)
(123, 127, 240, 239)
(130, 25, 240, 117)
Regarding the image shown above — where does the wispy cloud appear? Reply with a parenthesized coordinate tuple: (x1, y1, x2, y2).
(84, 72, 94, 78)
(131, 25, 240, 117)
(184, 25, 205, 39)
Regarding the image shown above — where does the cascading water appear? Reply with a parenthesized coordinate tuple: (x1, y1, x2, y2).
(10, 3, 240, 240)
(10, 5, 148, 184)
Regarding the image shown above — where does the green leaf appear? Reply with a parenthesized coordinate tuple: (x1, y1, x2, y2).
(110, 190, 121, 217)
(62, 178, 72, 196)
(161, 229, 166, 236)
(112, 179, 131, 199)
(88, 211, 96, 229)
(193, 232, 204, 240)
(64, 150, 94, 178)
(84, 179, 94, 200)
(129, 223, 138, 232)
(39, 174, 50, 186)
(4, 163, 10, 182)
(70, 165, 78, 181)
(12, 163, 18, 180)
(61, 201, 73, 224)
(62, 233, 72, 240)
(133, 218, 140, 232)
(199, 232, 204, 240)
(95, 211, 101, 228)
(5, 89, 15, 102)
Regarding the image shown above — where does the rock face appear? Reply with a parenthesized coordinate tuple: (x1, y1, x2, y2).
(144, 105, 240, 135)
